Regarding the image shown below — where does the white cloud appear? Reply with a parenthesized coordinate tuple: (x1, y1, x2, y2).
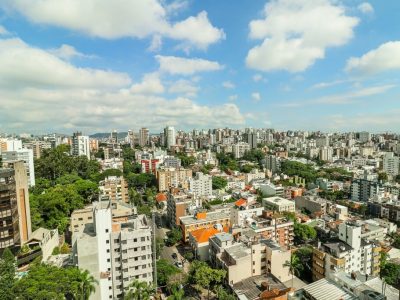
(246, 0, 359, 72)
(253, 74, 267, 83)
(156, 55, 223, 75)
(0, 38, 130, 89)
(229, 94, 238, 101)
(252, 92, 261, 102)
(310, 79, 348, 90)
(2, 0, 224, 50)
(167, 11, 225, 50)
(0, 36, 245, 133)
(222, 81, 235, 89)
(165, 0, 189, 15)
(358, 2, 374, 14)
(0, 25, 9, 35)
(130, 73, 164, 94)
(148, 35, 162, 52)
(168, 79, 198, 97)
(280, 84, 395, 107)
(345, 41, 400, 75)
(49, 44, 94, 60)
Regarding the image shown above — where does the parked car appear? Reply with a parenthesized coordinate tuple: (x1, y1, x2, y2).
(175, 261, 183, 268)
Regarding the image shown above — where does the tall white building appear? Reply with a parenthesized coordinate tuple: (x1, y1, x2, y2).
(72, 201, 154, 300)
(71, 132, 90, 159)
(383, 152, 399, 176)
(232, 142, 250, 159)
(2, 149, 35, 186)
(189, 172, 212, 197)
(319, 146, 333, 162)
(0, 138, 22, 153)
(139, 128, 149, 147)
(164, 126, 176, 149)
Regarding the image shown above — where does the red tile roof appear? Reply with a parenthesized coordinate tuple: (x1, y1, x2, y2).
(156, 193, 167, 203)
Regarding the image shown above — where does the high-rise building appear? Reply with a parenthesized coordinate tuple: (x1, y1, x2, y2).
(264, 154, 280, 174)
(71, 132, 90, 159)
(72, 200, 154, 299)
(164, 126, 176, 149)
(232, 142, 250, 159)
(99, 176, 129, 203)
(189, 172, 212, 197)
(383, 152, 399, 177)
(111, 130, 118, 144)
(157, 167, 192, 191)
(2, 149, 35, 186)
(319, 146, 333, 162)
(0, 161, 32, 253)
(139, 128, 149, 147)
(244, 133, 257, 149)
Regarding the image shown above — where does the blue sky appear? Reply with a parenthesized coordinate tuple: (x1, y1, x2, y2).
(0, 0, 399, 134)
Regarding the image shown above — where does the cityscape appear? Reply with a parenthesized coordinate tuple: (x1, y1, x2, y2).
(1, 1, 400, 300)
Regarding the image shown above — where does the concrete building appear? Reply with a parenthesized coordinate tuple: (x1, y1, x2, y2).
(164, 126, 176, 149)
(0, 161, 32, 253)
(23, 140, 52, 159)
(259, 182, 284, 197)
(71, 132, 90, 159)
(351, 178, 383, 202)
(2, 149, 35, 186)
(264, 154, 280, 174)
(26, 228, 59, 262)
(383, 152, 399, 177)
(99, 176, 129, 203)
(72, 200, 153, 300)
(312, 222, 381, 282)
(156, 167, 192, 192)
(166, 189, 197, 227)
(179, 211, 230, 242)
(244, 169, 266, 184)
(233, 142, 250, 159)
(138, 128, 149, 147)
(295, 196, 327, 215)
(163, 156, 181, 168)
(188, 172, 212, 197)
(319, 146, 333, 162)
(263, 196, 295, 213)
(70, 206, 93, 234)
(188, 226, 226, 261)
(141, 159, 160, 174)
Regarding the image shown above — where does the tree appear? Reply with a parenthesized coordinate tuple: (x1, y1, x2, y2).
(189, 260, 226, 300)
(215, 285, 235, 300)
(166, 227, 183, 246)
(76, 269, 98, 300)
(167, 284, 185, 300)
(293, 222, 317, 244)
(176, 153, 196, 167)
(284, 253, 303, 288)
(0, 248, 16, 300)
(392, 233, 400, 248)
(378, 172, 388, 183)
(212, 176, 228, 190)
(295, 247, 313, 281)
(124, 279, 154, 300)
(156, 259, 181, 286)
(380, 262, 400, 285)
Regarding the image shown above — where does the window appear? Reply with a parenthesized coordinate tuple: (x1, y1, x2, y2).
(106, 229, 109, 233)
(114, 239, 120, 243)
(142, 255, 146, 259)
(141, 246, 146, 251)
(134, 238, 137, 242)
(106, 240, 110, 244)
(107, 249, 110, 253)
(141, 237, 146, 242)
(107, 259, 110, 262)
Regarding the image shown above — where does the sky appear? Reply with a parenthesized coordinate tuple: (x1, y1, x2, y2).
(0, 0, 400, 135)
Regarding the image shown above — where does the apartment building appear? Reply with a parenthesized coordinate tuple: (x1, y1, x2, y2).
(23, 140, 52, 159)
(166, 189, 197, 227)
(232, 142, 250, 159)
(383, 152, 400, 176)
(156, 167, 192, 191)
(69, 205, 93, 234)
(209, 232, 291, 285)
(163, 156, 181, 168)
(351, 178, 382, 202)
(188, 226, 226, 261)
(179, 211, 230, 242)
(72, 200, 153, 300)
(244, 169, 265, 184)
(263, 196, 295, 213)
(295, 196, 327, 215)
(138, 128, 149, 147)
(0, 161, 31, 253)
(264, 154, 280, 175)
(141, 159, 160, 174)
(99, 176, 129, 203)
(259, 182, 284, 197)
(71, 132, 90, 159)
(312, 222, 381, 282)
(2, 149, 35, 186)
(188, 172, 212, 197)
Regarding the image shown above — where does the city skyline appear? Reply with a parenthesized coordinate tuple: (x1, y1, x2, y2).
(1, 0, 400, 133)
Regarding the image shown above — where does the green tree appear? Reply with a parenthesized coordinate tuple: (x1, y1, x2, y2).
(295, 246, 313, 281)
(167, 283, 185, 300)
(176, 153, 196, 167)
(293, 222, 317, 244)
(0, 248, 16, 300)
(284, 253, 303, 288)
(124, 279, 154, 300)
(215, 285, 235, 300)
(380, 262, 400, 285)
(212, 176, 228, 190)
(378, 172, 388, 182)
(189, 260, 226, 300)
(76, 269, 98, 300)
(157, 259, 181, 286)
(166, 227, 183, 246)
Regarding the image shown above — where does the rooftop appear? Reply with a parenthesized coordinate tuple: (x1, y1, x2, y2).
(232, 275, 287, 300)
(180, 210, 230, 225)
(190, 226, 228, 244)
(300, 278, 357, 300)
(263, 197, 294, 206)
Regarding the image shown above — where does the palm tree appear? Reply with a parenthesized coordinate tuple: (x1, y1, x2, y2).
(78, 269, 98, 300)
(284, 253, 303, 289)
(124, 279, 154, 300)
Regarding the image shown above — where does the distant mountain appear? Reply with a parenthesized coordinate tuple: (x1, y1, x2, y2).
(89, 132, 128, 139)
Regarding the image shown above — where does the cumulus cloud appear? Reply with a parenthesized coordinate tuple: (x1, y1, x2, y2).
(168, 79, 198, 97)
(156, 55, 223, 75)
(130, 73, 165, 94)
(229, 94, 238, 101)
(252, 92, 261, 102)
(222, 81, 235, 89)
(345, 41, 400, 75)
(1, 0, 224, 50)
(358, 2, 374, 14)
(49, 44, 94, 60)
(246, 0, 359, 72)
(0, 37, 244, 133)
